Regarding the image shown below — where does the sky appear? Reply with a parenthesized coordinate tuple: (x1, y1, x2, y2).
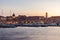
(0, 0, 60, 17)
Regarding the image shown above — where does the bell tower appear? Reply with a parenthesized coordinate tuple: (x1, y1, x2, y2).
(46, 12, 48, 19)
(12, 13, 15, 18)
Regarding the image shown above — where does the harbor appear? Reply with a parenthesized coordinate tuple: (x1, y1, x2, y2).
(0, 12, 60, 28)
(0, 23, 60, 28)
(0, 0, 60, 40)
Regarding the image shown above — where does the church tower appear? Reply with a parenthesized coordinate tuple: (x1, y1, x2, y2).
(46, 12, 48, 19)
(12, 13, 15, 18)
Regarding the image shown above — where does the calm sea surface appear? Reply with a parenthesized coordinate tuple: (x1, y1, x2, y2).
(0, 26, 60, 40)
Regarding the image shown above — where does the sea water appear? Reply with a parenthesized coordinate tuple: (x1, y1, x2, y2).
(0, 26, 60, 40)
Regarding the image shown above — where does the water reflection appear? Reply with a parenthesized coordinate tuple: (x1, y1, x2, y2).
(0, 27, 60, 40)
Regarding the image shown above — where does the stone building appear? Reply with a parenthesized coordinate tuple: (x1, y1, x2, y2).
(47, 16, 60, 24)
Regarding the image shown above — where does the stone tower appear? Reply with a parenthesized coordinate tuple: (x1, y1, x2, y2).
(46, 12, 48, 19)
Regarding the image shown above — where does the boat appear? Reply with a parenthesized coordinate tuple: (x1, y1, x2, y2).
(15, 23, 48, 27)
(0, 24, 17, 28)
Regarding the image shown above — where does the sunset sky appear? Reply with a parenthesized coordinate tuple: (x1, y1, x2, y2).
(0, 0, 60, 17)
